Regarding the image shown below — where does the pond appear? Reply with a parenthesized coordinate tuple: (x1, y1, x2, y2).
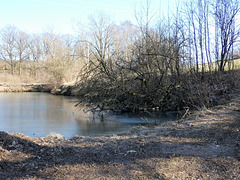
(0, 92, 177, 139)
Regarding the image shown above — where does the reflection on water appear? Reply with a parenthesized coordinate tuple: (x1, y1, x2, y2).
(0, 93, 177, 138)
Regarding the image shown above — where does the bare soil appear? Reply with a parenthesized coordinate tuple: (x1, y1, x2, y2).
(0, 95, 240, 179)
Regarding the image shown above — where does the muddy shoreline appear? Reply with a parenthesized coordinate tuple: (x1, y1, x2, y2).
(0, 93, 240, 179)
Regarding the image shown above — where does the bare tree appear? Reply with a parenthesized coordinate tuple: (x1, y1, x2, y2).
(27, 34, 43, 76)
(214, 0, 240, 71)
(15, 31, 30, 75)
(87, 12, 117, 77)
(0, 25, 18, 75)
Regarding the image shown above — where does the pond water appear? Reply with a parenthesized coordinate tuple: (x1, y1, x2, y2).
(0, 92, 177, 139)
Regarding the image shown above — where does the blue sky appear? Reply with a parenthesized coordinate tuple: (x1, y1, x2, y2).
(0, 0, 180, 35)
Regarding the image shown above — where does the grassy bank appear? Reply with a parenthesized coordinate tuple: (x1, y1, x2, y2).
(0, 66, 78, 94)
(195, 58, 240, 72)
(0, 83, 51, 92)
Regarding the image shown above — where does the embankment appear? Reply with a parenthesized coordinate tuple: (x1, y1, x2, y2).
(0, 83, 51, 92)
(0, 83, 79, 97)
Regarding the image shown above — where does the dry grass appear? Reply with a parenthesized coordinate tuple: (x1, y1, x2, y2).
(195, 58, 240, 72)
(0, 73, 48, 84)
(0, 67, 79, 85)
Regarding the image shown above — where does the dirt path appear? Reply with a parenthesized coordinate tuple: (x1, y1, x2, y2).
(0, 95, 240, 179)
